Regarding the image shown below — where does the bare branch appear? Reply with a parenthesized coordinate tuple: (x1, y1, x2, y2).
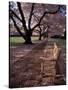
(17, 2, 28, 31)
(28, 3, 35, 30)
(10, 15, 26, 40)
(32, 5, 60, 30)
(10, 9, 22, 22)
(33, 14, 39, 22)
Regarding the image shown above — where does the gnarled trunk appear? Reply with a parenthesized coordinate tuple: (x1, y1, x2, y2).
(24, 36, 32, 44)
(24, 30, 32, 44)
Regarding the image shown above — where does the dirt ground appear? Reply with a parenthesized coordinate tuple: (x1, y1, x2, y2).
(9, 39, 66, 88)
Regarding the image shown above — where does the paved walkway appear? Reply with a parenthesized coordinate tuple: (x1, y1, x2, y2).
(9, 39, 66, 88)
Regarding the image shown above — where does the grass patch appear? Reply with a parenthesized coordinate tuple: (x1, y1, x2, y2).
(10, 37, 25, 46)
(31, 36, 39, 41)
(50, 38, 66, 46)
(10, 36, 66, 46)
(10, 36, 39, 46)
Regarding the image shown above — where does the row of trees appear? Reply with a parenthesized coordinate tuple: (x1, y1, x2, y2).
(9, 2, 66, 44)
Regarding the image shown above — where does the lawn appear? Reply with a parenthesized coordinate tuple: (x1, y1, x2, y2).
(10, 36, 66, 46)
(10, 36, 39, 46)
(48, 38, 66, 46)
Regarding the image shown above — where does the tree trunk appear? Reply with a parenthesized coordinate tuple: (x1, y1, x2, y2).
(39, 26, 42, 40)
(39, 34, 42, 40)
(24, 36, 32, 44)
(24, 31, 33, 44)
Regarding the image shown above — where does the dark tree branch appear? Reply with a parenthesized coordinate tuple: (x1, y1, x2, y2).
(10, 15, 26, 40)
(10, 9, 22, 22)
(39, 26, 42, 34)
(33, 14, 40, 23)
(32, 12, 46, 30)
(32, 5, 60, 30)
(28, 3, 35, 30)
(17, 2, 27, 31)
(41, 26, 49, 36)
